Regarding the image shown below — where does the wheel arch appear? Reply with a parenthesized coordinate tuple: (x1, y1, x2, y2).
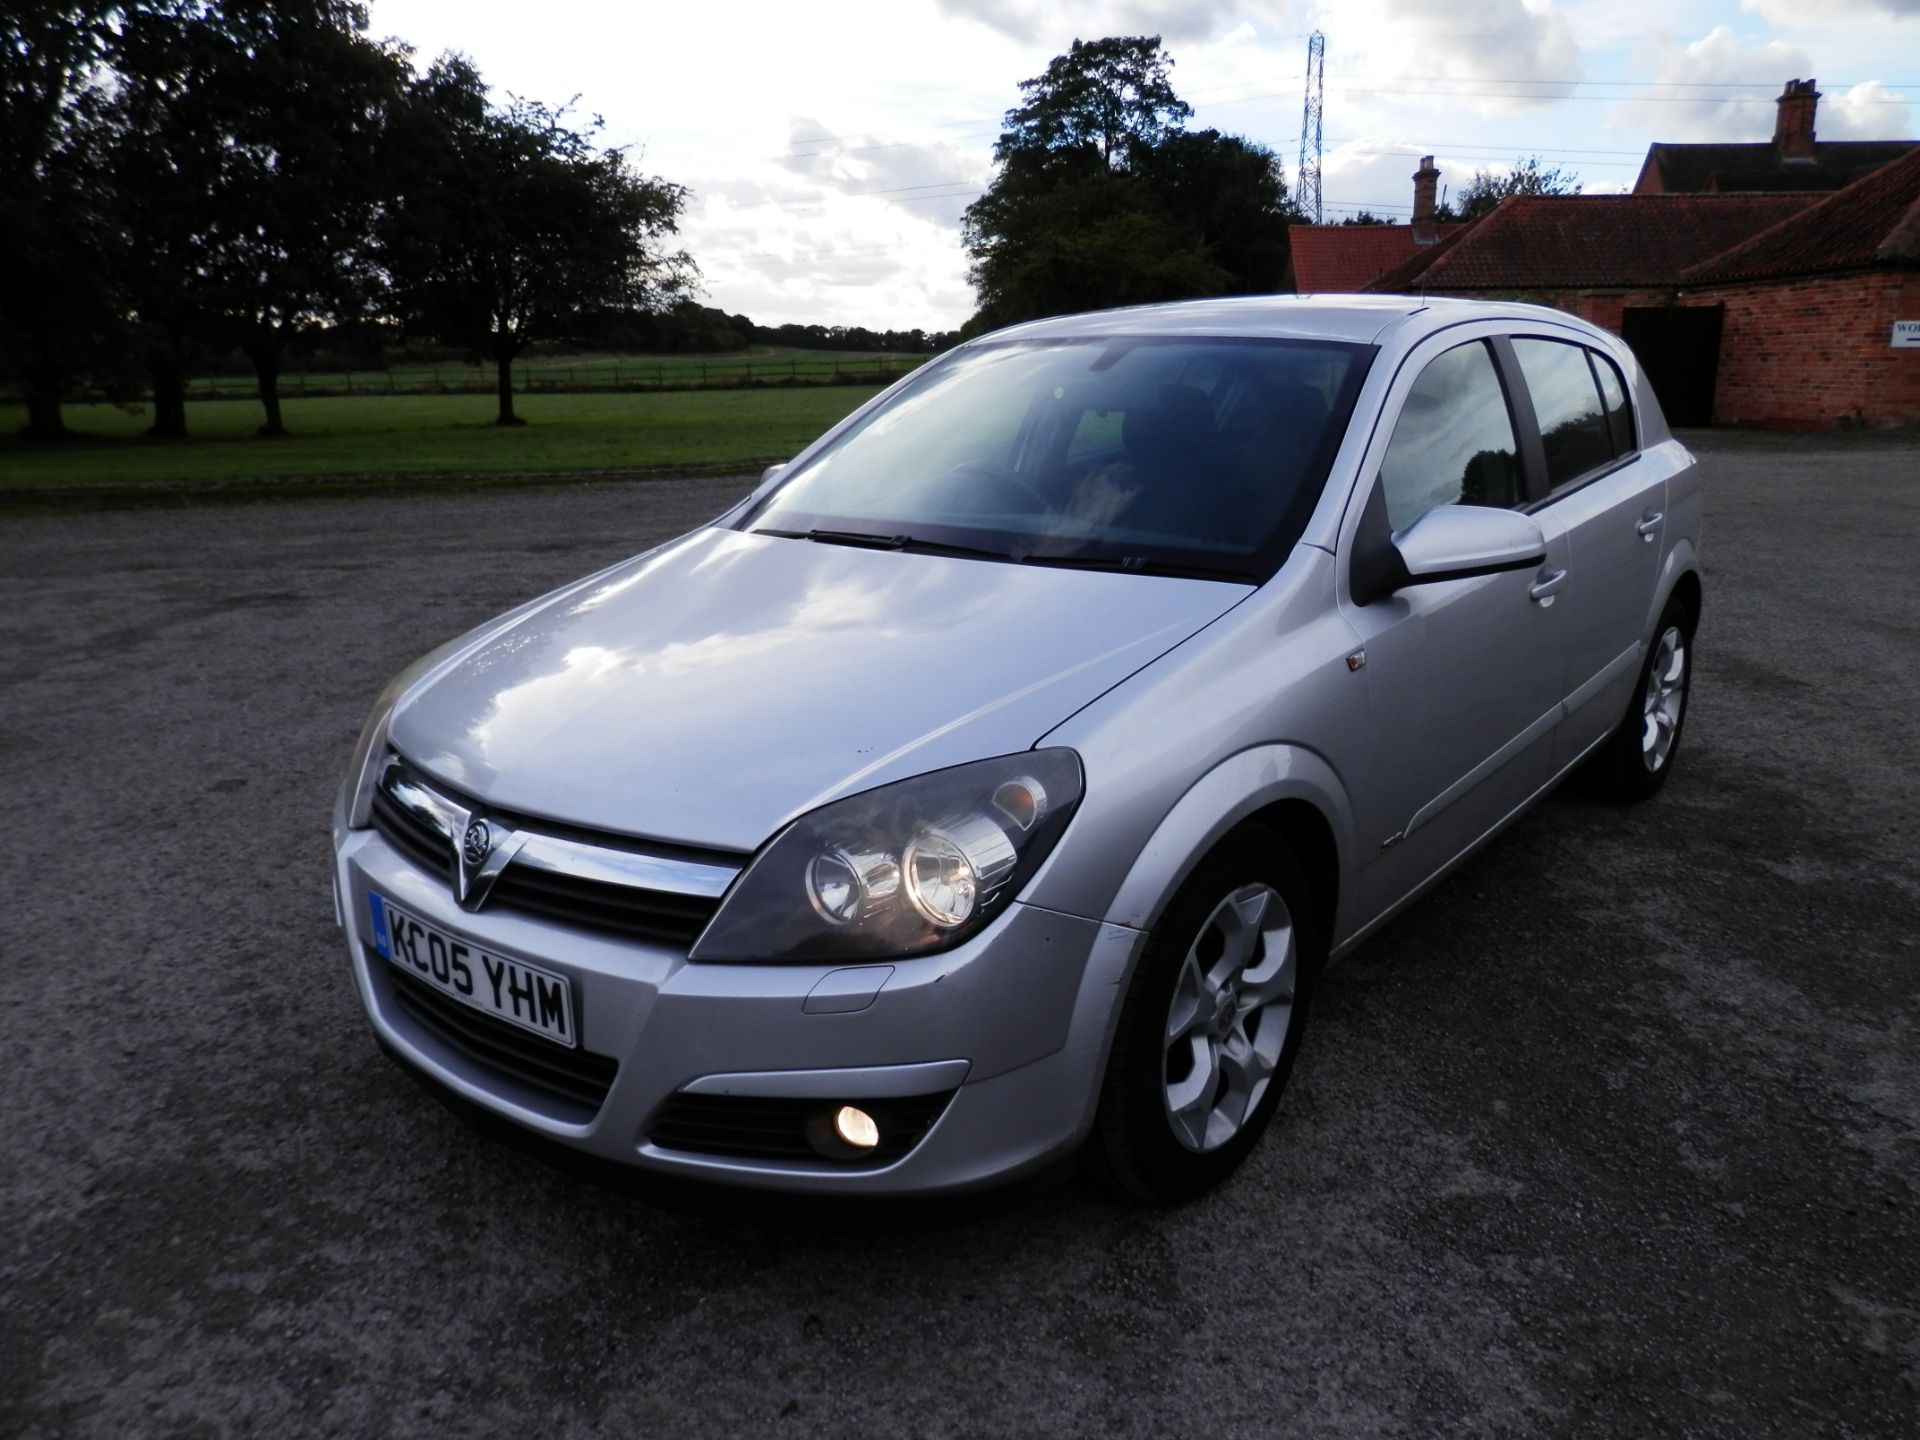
(1648, 538, 1702, 639)
(1103, 745, 1354, 951)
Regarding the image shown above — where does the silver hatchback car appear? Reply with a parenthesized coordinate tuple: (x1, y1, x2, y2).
(332, 296, 1700, 1203)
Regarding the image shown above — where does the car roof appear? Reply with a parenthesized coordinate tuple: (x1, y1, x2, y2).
(978, 294, 1596, 348)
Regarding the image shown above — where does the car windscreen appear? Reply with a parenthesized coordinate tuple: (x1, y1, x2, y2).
(741, 335, 1375, 582)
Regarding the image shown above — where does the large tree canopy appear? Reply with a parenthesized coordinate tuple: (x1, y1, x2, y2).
(1, 6, 699, 440)
(0, 2, 124, 438)
(962, 35, 1297, 334)
(995, 35, 1191, 170)
(380, 56, 694, 425)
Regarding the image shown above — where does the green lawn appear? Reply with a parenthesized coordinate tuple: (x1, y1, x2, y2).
(179, 347, 925, 397)
(0, 387, 884, 492)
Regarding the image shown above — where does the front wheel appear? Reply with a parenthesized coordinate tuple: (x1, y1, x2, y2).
(1090, 823, 1321, 1205)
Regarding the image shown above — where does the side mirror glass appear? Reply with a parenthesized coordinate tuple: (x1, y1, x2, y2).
(1394, 505, 1547, 585)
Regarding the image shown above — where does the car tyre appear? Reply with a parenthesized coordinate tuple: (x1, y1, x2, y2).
(1584, 596, 1695, 804)
(1090, 822, 1320, 1206)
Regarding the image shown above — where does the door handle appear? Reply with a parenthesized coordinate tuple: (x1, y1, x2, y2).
(1637, 510, 1664, 541)
(1529, 568, 1567, 605)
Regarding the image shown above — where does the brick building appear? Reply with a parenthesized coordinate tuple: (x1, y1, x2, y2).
(1312, 81, 1920, 427)
(1675, 146, 1920, 427)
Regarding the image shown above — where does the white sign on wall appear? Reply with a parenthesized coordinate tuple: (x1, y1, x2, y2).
(1895, 320, 1920, 349)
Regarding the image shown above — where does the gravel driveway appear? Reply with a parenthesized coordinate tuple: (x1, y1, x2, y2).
(2, 435, 1915, 1437)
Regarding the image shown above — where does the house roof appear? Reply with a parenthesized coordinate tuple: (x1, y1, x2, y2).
(1288, 223, 1463, 293)
(1363, 193, 1817, 294)
(1682, 144, 1920, 285)
(1636, 140, 1918, 195)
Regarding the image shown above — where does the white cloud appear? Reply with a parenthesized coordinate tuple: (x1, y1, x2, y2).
(931, 0, 1297, 46)
(1739, 0, 1920, 23)
(1821, 79, 1914, 139)
(1611, 25, 1811, 141)
(1313, 0, 1587, 112)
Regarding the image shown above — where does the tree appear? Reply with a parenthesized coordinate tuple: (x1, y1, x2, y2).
(995, 35, 1190, 171)
(197, 5, 411, 436)
(1449, 155, 1581, 221)
(1338, 210, 1391, 225)
(963, 35, 1297, 331)
(1137, 129, 1294, 293)
(381, 57, 694, 426)
(0, 2, 122, 439)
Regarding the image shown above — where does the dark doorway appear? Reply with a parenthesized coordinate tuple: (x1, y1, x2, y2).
(1621, 305, 1724, 426)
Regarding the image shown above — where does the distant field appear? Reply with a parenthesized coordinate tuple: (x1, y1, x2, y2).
(0, 387, 884, 493)
(177, 347, 927, 398)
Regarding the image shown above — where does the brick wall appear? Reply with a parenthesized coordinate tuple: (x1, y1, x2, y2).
(1689, 271, 1920, 427)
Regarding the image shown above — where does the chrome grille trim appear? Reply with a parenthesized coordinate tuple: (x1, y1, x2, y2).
(370, 753, 743, 945)
(514, 832, 736, 900)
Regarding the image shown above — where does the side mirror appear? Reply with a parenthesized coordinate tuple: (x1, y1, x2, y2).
(1396, 505, 1546, 584)
(1351, 499, 1546, 606)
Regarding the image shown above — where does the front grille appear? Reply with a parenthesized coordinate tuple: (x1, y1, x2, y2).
(371, 784, 453, 877)
(382, 958, 618, 1120)
(368, 763, 730, 948)
(486, 865, 719, 948)
(647, 1091, 956, 1165)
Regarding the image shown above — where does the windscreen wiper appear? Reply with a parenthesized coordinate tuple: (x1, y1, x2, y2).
(1018, 553, 1255, 583)
(754, 527, 1016, 562)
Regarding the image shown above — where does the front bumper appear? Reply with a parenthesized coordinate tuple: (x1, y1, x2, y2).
(332, 809, 1143, 1194)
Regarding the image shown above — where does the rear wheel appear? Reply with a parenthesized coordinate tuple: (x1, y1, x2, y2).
(1091, 823, 1321, 1205)
(1584, 597, 1695, 803)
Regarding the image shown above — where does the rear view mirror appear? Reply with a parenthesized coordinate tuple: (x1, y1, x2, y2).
(1351, 500, 1546, 606)
(1395, 505, 1546, 584)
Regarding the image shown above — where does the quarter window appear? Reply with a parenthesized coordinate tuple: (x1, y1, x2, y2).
(1591, 350, 1636, 456)
(1377, 340, 1523, 532)
(1513, 338, 1615, 492)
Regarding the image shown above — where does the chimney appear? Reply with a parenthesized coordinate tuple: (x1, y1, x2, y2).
(1412, 155, 1441, 245)
(1775, 78, 1819, 161)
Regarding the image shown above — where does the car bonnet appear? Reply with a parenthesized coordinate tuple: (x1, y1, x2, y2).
(386, 525, 1250, 852)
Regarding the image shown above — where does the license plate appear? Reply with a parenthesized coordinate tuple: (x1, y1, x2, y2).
(368, 891, 577, 1048)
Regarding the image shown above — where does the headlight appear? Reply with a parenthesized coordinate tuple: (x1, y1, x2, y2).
(341, 640, 465, 828)
(690, 749, 1083, 963)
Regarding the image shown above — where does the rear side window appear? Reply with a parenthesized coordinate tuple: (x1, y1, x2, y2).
(1591, 351, 1636, 455)
(1377, 340, 1523, 532)
(1512, 339, 1615, 491)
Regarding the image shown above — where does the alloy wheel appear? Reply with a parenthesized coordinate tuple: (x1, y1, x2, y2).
(1161, 882, 1298, 1153)
(1642, 625, 1688, 772)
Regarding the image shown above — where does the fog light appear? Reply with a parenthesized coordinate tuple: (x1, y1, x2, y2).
(833, 1104, 880, 1151)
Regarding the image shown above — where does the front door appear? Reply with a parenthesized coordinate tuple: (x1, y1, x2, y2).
(1337, 332, 1567, 922)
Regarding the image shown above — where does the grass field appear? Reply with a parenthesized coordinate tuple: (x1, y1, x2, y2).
(0, 387, 885, 495)
(177, 347, 926, 398)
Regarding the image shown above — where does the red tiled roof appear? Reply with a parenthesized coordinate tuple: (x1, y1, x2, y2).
(1362, 193, 1817, 294)
(1288, 223, 1463, 293)
(1681, 144, 1920, 285)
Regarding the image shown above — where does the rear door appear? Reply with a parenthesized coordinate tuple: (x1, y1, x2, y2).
(1505, 337, 1667, 770)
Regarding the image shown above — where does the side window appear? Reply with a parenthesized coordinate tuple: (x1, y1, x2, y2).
(1512, 338, 1616, 491)
(1377, 340, 1523, 532)
(1590, 350, 1636, 456)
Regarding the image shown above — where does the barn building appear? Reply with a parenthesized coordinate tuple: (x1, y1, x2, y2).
(1288, 82, 1920, 427)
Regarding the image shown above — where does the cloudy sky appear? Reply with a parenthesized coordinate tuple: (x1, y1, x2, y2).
(369, 0, 1918, 332)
